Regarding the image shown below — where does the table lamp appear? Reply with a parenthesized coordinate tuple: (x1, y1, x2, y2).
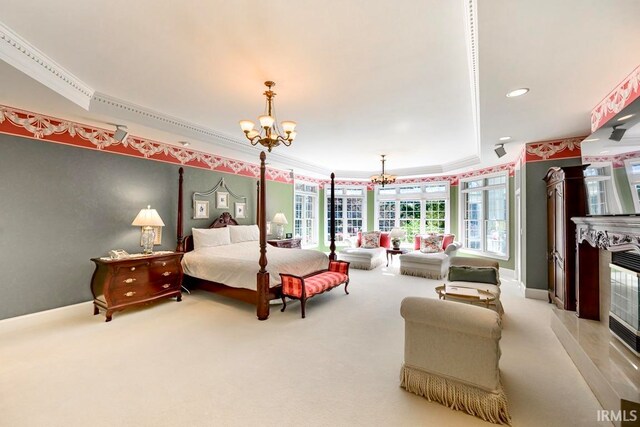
(132, 205, 165, 254)
(389, 227, 406, 250)
(272, 213, 288, 239)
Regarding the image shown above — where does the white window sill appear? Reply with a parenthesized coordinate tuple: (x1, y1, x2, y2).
(458, 248, 509, 261)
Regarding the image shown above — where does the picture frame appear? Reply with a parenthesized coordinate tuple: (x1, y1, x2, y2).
(216, 191, 229, 209)
(286, 232, 293, 239)
(266, 221, 272, 236)
(194, 200, 209, 219)
(235, 202, 246, 219)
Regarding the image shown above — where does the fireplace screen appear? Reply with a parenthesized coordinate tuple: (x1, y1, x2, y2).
(610, 264, 640, 331)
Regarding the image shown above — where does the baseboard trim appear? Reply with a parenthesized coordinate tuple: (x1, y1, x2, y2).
(0, 301, 92, 324)
(525, 288, 548, 300)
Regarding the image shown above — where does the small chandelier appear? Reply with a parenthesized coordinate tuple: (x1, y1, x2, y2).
(370, 155, 396, 188)
(239, 81, 297, 152)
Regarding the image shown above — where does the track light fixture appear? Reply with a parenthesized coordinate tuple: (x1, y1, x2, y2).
(494, 144, 507, 158)
(609, 125, 627, 142)
(113, 125, 129, 142)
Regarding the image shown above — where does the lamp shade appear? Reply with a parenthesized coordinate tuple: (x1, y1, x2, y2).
(132, 205, 165, 227)
(272, 212, 288, 225)
(389, 227, 406, 239)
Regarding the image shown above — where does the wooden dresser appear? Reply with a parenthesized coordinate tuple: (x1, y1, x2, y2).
(267, 238, 302, 249)
(90, 252, 183, 322)
(544, 166, 586, 311)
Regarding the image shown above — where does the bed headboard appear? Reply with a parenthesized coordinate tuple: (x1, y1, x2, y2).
(182, 212, 239, 252)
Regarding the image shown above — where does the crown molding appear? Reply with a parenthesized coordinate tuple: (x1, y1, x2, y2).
(0, 21, 94, 109)
(463, 0, 482, 160)
(442, 154, 481, 172)
(89, 92, 331, 176)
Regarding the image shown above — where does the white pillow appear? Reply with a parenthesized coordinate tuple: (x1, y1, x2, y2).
(228, 225, 260, 243)
(192, 227, 231, 250)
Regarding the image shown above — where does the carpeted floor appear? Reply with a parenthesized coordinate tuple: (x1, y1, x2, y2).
(0, 264, 606, 426)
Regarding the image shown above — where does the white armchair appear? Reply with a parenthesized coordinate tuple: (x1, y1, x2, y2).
(400, 297, 511, 425)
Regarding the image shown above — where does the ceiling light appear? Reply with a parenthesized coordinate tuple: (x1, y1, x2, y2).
(600, 150, 610, 154)
(617, 114, 636, 122)
(499, 136, 511, 141)
(583, 138, 599, 142)
(370, 155, 396, 188)
(610, 125, 627, 142)
(113, 125, 129, 142)
(239, 81, 296, 152)
(180, 141, 190, 147)
(494, 144, 507, 158)
(506, 88, 529, 98)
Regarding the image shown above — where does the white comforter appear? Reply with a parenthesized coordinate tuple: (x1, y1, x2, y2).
(181, 241, 329, 290)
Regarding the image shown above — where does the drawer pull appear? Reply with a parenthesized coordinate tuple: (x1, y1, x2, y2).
(162, 284, 170, 289)
(123, 278, 137, 284)
(124, 291, 136, 297)
(162, 271, 171, 277)
(162, 262, 167, 267)
(130, 267, 136, 271)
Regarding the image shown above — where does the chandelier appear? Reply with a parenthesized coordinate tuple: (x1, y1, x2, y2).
(370, 155, 396, 187)
(239, 81, 297, 152)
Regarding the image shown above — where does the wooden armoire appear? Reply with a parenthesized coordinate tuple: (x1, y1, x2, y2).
(543, 165, 586, 311)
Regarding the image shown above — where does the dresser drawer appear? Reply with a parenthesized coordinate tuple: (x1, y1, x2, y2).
(109, 285, 151, 305)
(149, 262, 181, 282)
(148, 279, 181, 296)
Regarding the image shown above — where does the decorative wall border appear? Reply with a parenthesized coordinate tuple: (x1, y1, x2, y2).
(525, 137, 584, 162)
(0, 105, 293, 183)
(591, 64, 640, 132)
(583, 151, 640, 168)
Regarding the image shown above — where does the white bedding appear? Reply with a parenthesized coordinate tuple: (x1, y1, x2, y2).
(181, 241, 329, 290)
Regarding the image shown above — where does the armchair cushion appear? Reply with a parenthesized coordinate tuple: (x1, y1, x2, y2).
(448, 266, 499, 285)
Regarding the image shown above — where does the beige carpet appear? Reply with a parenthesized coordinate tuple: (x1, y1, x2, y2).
(0, 264, 606, 426)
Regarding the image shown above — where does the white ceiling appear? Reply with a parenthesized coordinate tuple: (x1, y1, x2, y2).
(0, 0, 639, 178)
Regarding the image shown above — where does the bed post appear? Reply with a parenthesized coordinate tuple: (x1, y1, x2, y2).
(257, 151, 270, 320)
(329, 172, 336, 260)
(176, 167, 185, 252)
(256, 180, 260, 226)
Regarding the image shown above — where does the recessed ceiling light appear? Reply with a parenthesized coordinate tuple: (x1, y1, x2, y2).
(180, 141, 190, 147)
(600, 150, 610, 154)
(617, 114, 635, 121)
(499, 136, 511, 141)
(506, 88, 529, 98)
(583, 138, 599, 142)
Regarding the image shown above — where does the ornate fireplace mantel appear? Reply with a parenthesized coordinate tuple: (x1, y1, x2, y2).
(572, 216, 640, 253)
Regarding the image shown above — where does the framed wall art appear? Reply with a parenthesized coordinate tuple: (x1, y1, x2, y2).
(235, 202, 247, 219)
(216, 191, 229, 209)
(194, 200, 209, 219)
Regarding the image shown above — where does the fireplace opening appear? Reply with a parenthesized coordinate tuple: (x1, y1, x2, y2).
(610, 251, 640, 356)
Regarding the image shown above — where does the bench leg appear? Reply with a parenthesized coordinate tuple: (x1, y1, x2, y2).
(280, 295, 287, 312)
(301, 297, 306, 319)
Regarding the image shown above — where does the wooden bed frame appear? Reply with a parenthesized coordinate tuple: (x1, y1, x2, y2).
(176, 151, 337, 320)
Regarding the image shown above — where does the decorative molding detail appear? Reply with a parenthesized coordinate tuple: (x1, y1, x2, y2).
(591, 65, 640, 132)
(0, 105, 292, 183)
(525, 137, 584, 162)
(463, 0, 482, 161)
(396, 175, 458, 186)
(584, 151, 640, 168)
(573, 216, 640, 254)
(90, 92, 330, 177)
(0, 22, 94, 109)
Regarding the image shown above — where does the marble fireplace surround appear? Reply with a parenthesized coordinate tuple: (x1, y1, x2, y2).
(550, 215, 640, 426)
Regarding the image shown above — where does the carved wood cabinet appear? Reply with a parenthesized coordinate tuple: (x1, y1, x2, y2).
(544, 166, 586, 311)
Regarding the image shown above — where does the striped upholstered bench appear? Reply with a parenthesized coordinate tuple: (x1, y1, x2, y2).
(279, 260, 350, 318)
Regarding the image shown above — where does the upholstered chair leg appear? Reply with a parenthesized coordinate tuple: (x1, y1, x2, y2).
(344, 279, 350, 295)
(280, 296, 287, 312)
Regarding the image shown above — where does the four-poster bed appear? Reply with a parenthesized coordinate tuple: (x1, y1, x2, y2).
(176, 155, 337, 320)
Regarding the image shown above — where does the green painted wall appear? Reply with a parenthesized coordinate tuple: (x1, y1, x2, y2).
(613, 167, 634, 213)
(449, 185, 458, 236)
(367, 190, 375, 232)
(265, 180, 294, 236)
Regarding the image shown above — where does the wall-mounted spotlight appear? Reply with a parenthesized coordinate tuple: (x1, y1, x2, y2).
(113, 125, 129, 142)
(494, 144, 507, 158)
(609, 125, 627, 142)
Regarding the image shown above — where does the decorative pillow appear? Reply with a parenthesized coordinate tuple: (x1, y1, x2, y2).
(192, 227, 231, 250)
(228, 224, 260, 243)
(420, 234, 443, 253)
(361, 231, 381, 249)
(448, 266, 499, 285)
(379, 232, 391, 249)
(441, 234, 455, 250)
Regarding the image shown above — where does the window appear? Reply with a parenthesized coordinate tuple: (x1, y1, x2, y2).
(294, 182, 318, 246)
(625, 159, 640, 212)
(374, 182, 450, 243)
(460, 173, 508, 258)
(325, 186, 367, 243)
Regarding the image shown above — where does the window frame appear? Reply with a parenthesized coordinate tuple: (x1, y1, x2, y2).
(293, 180, 319, 248)
(584, 162, 622, 215)
(373, 182, 450, 244)
(324, 185, 368, 246)
(458, 171, 509, 260)
(624, 158, 640, 212)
